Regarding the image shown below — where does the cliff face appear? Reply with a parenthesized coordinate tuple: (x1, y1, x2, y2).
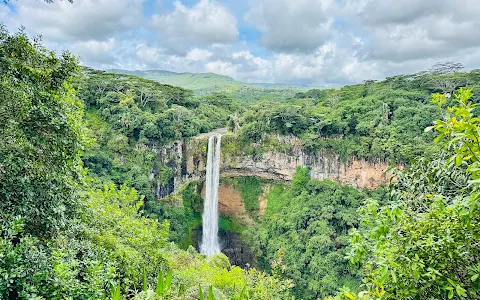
(201, 182, 254, 225)
(187, 135, 391, 189)
(221, 151, 390, 189)
(149, 140, 186, 199)
(151, 132, 393, 199)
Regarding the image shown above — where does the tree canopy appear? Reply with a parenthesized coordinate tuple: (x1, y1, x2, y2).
(0, 26, 82, 236)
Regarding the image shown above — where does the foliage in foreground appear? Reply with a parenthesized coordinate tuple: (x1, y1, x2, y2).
(0, 25, 82, 238)
(346, 89, 480, 299)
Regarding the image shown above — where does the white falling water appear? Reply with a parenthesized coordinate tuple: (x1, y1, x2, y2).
(200, 134, 222, 256)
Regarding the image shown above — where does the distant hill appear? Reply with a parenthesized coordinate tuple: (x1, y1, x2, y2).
(107, 69, 315, 103)
(107, 69, 240, 93)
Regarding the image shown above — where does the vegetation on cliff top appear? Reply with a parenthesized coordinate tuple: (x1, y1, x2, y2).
(232, 70, 480, 163)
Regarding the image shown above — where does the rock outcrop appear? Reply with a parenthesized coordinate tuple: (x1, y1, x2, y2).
(221, 153, 389, 190)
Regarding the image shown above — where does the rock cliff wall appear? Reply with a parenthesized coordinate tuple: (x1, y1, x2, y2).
(220, 151, 389, 189)
(150, 131, 393, 199)
(201, 182, 254, 225)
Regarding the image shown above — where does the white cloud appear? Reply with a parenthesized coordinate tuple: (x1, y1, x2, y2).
(0, 5, 16, 31)
(3, 0, 480, 85)
(205, 61, 237, 77)
(186, 48, 213, 61)
(357, 0, 445, 25)
(0, 5, 10, 21)
(273, 40, 381, 85)
(11, 0, 144, 41)
(151, 0, 238, 53)
(134, 44, 210, 73)
(71, 38, 117, 65)
(135, 45, 169, 67)
(244, 0, 334, 53)
(206, 50, 272, 82)
(348, 0, 480, 63)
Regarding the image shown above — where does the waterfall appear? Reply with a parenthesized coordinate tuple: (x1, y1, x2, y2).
(200, 134, 222, 256)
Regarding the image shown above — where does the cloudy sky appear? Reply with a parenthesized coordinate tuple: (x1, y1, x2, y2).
(2, 0, 480, 85)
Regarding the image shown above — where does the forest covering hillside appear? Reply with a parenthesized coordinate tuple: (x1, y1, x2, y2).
(108, 69, 310, 104)
(2, 27, 480, 300)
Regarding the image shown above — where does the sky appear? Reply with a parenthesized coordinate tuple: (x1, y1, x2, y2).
(2, 0, 480, 86)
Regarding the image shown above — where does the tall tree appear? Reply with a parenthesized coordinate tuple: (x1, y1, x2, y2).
(429, 61, 464, 75)
(427, 62, 467, 94)
(0, 26, 82, 236)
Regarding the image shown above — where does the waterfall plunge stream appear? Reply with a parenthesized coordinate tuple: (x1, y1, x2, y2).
(200, 134, 222, 256)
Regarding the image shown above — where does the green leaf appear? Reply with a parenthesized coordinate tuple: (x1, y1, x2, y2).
(456, 154, 463, 166)
(456, 286, 467, 297)
(111, 282, 121, 300)
(143, 269, 148, 292)
(165, 268, 173, 290)
(240, 286, 247, 299)
(208, 285, 214, 300)
(391, 270, 397, 283)
(434, 133, 445, 143)
(156, 270, 164, 295)
(424, 126, 434, 132)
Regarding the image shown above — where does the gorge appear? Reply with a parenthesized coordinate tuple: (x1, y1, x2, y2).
(147, 130, 396, 268)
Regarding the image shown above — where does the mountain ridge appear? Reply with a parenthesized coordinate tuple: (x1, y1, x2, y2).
(107, 68, 314, 90)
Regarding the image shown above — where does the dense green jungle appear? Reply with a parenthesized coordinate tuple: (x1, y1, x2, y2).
(2, 26, 480, 300)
